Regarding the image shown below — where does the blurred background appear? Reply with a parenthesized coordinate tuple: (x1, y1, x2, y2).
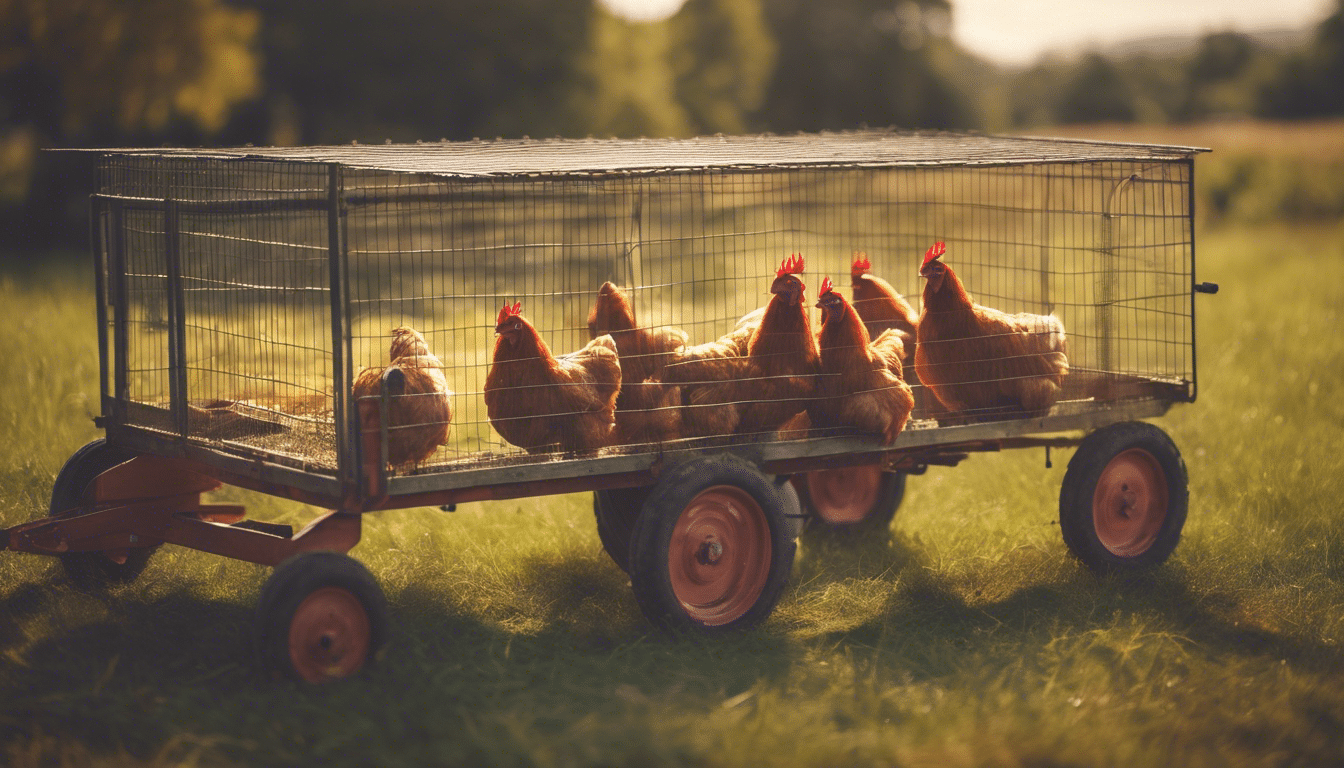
(2, 0, 1341, 253)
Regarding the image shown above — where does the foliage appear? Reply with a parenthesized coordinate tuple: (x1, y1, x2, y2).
(1258, 0, 1344, 118)
(1200, 154, 1344, 223)
(571, 8, 695, 139)
(754, 0, 972, 131)
(1055, 54, 1136, 124)
(0, 0, 261, 139)
(668, 0, 777, 135)
(235, 0, 596, 145)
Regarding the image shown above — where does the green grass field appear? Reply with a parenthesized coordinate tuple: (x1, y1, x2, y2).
(2, 212, 1343, 765)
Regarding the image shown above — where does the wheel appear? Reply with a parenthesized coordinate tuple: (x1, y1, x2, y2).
(48, 438, 157, 590)
(628, 454, 799, 633)
(256, 551, 388, 683)
(1059, 422, 1189, 573)
(796, 466, 905, 533)
(593, 486, 652, 573)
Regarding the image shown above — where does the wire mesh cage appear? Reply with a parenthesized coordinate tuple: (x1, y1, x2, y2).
(88, 130, 1206, 494)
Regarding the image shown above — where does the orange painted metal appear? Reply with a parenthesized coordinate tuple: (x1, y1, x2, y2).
(666, 485, 771, 627)
(803, 465, 883, 525)
(286, 586, 372, 683)
(1092, 448, 1168, 557)
(357, 397, 387, 503)
(4, 452, 362, 566)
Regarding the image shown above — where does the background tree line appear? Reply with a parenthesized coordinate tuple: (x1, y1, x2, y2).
(2, 0, 1341, 249)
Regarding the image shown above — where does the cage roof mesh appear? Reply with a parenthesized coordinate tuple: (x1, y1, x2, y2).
(84, 129, 1208, 180)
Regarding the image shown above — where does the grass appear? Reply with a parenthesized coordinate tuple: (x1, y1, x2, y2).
(2, 213, 1343, 767)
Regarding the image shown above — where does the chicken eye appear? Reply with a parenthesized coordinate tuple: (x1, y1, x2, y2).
(513, 322, 521, 331)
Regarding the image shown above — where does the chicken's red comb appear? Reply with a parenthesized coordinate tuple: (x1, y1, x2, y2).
(922, 242, 947, 268)
(819, 276, 835, 297)
(496, 300, 522, 326)
(776, 253, 805, 277)
(851, 253, 872, 274)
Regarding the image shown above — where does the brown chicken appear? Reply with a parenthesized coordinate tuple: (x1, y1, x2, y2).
(587, 282, 688, 444)
(810, 277, 914, 444)
(735, 253, 820, 436)
(914, 242, 1069, 418)
(850, 252, 919, 361)
(660, 308, 761, 439)
(351, 326, 453, 467)
(485, 301, 622, 453)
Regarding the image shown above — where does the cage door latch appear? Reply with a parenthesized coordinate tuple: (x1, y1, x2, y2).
(1194, 282, 1219, 294)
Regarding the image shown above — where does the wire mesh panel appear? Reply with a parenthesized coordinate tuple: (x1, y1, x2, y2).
(98, 157, 336, 466)
(91, 132, 1201, 484)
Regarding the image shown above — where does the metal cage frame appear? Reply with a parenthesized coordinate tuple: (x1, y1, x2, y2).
(80, 130, 1211, 513)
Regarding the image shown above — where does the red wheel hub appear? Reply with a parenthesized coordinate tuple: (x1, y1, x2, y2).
(1093, 448, 1168, 557)
(288, 586, 371, 682)
(667, 486, 771, 627)
(805, 465, 881, 525)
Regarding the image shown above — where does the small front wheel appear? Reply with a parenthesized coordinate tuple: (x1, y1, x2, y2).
(629, 455, 799, 633)
(1059, 422, 1189, 573)
(256, 551, 388, 683)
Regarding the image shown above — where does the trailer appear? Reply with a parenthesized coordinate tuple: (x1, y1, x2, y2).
(4, 131, 1216, 682)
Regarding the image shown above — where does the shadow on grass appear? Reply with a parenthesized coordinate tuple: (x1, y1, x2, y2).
(2, 530, 1340, 766)
(815, 548, 1344, 681)
(0, 550, 801, 766)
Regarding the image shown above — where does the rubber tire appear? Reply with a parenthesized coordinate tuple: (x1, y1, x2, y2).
(798, 469, 906, 534)
(48, 439, 157, 590)
(256, 551, 388, 683)
(628, 454, 799, 634)
(1059, 422, 1189, 574)
(593, 486, 652, 574)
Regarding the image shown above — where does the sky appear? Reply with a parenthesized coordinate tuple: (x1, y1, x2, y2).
(598, 0, 1336, 66)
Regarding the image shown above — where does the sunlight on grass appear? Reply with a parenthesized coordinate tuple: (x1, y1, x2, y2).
(2, 218, 1343, 766)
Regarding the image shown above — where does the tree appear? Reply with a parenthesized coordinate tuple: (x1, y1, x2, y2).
(1177, 32, 1260, 121)
(667, 0, 776, 135)
(0, 0, 260, 140)
(571, 8, 694, 139)
(1258, 0, 1344, 118)
(1055, 54, 1135, 124)
(754, 0, 972, 131)
(238, 0, 596, 144)
(0, 0, 261, 247)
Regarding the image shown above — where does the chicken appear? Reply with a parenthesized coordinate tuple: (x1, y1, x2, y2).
(914, 242, 1068, 418)
(587, 281, 688, 444)
(660, 308, 761, 439)
(351, 326, 453, 467)
(735, 253, 820, 436)
(850, 252, 919, 361)
(852, 252, 936, 415)
(485, 300, 622, 453)
(810, 277, 914, 444)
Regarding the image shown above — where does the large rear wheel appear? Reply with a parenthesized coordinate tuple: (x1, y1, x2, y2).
(1059, 422, 1188, 573)
(796, 465, 905, 533)
(629, 455, 799, 633)
(593, 486, 652, 574)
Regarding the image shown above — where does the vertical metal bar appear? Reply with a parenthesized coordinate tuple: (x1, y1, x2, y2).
(164, 197, 189, 437)
(1038, 168, 1053, 315)
(1186, 156, 1198, 402)
(111, 198, 130, 419)
(328, 164, 356, 488)
(90, 195, 111, 426)
(1098, 170, 1136, 380)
